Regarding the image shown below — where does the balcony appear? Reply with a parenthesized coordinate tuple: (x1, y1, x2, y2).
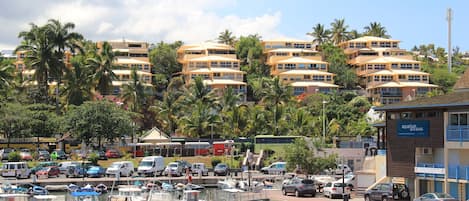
(448, 165, 469, 180)
(415, 163, 445, 178)
(380, 92, 402, 97)
(447, 126, 469, 141)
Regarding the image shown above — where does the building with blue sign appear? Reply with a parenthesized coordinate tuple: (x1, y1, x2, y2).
(376, 69, 469, 200)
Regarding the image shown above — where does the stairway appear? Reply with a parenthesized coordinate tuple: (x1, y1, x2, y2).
(242, 149, 264, 170)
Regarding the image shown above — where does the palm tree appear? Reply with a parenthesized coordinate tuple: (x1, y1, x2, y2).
(183, 76, 218, 106)
(15, 23, 54, 103)
(348, 29, 361, 39)
(152, 91, 181, 135)
(307, 23, 330, 45)
(218, 29, 236, 46)
(86, 42, 118, 96)
(330, 19, 349, 45)
(287, 107, 314, 136)
(62, 59, 93, 106)
(260, 77, 293, 135)
(178, 101, 219, 138)
(363, 22, 390, 38)
(121, 67, 146, 113)
(0, 63, 14, 97)
(46, 19, 83, 114)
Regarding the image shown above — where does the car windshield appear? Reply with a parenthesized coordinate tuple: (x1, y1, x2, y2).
(169, 163, 178, 168)
(216, 164, 227, 168)
(89, 167, 100, 171)
(193, 164, 202, 168)
(140, 161, 153, 167)
(435, 193, 453, 198)
(333, 183, 346, 187)
(301, 179, 314, 184)
(110, 164, 120, 168)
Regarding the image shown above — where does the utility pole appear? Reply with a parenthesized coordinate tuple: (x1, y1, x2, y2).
(447, 8, 452, 73)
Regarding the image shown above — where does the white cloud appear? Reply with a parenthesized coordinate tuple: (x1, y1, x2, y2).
(0, 0, 282, 49)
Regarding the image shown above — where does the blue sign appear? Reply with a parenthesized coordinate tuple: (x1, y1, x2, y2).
(397, 120, 429, 137)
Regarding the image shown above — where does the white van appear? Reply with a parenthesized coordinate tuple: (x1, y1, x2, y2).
(137, 156, 165, 177)
(106, 161, 134, 177)
(1, 162, 31, 178)
(261, 162, 286, 174)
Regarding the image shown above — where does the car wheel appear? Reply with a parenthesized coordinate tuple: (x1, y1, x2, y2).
(295, 190, 300, 197)
(129, 171, 133, 177)
(282, 188, 287, 195)
(382, 196, 388, 201)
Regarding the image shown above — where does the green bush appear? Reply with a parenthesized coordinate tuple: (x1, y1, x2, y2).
(88, 152, 99, 165)
(211, 158, 222, 168)
(8, 151, 21, 162)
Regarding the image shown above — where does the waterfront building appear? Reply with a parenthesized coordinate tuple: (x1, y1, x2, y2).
(177, 42, 246, 101)
(375, 69, 469, 200)
(339, 36, 438, 105)
(262, 38, 338, 95)
(97, 40, 153, 95)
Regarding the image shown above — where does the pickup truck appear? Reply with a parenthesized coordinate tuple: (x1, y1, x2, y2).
(191, 163, 209, 176)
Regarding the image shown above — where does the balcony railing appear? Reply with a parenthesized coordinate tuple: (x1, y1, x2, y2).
(380, 92, 402, 97)
(447, 126, 469, 141)
(415, 163, 445, 178)
(448, 165, 469, 180)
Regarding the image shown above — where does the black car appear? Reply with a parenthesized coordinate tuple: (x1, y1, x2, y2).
(365, 183, 410, 201)
(214, 163, 230, 176)
(282, 178, 316, 197)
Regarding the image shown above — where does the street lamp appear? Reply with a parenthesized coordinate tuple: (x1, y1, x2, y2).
(322, 100, 328, 143)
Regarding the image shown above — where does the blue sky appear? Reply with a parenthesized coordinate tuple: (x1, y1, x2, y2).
(0, 0, 467, 51)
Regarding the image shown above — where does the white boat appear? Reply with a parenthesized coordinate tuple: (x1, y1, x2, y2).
(108, 185, 147, 201)
(32, 195, 58, 201)
(181, 190, 206, 201)
(146, 190, 173, 201)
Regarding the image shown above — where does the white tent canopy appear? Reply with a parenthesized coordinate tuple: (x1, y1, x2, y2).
(140, 127, 170, 143)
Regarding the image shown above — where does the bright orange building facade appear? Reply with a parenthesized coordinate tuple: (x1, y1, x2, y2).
(262, 39, 338, 95)
(339, 36, 438, 105)
(177, 42, 247, 101)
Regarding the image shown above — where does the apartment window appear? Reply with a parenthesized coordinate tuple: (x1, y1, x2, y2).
(143, 76, 150, 82)
(367, 77, 372, 82)
(122, 75, 130, 81)
(450, 113, 469, 126)
(414, 64, 420, 69)
(367, 64, 373, 70)
(422, 76, 428, 81)
(213, 73, 221, 77)
(294, 43, 305, 48)
(277, 64, 283, 69)
(211, 61, 218, 67)
(383, 52, 390, 56)
(298, 64, 305, 69)
(371, 42, 378, 47)
(320, 64, 326, 70)
(381, 76, 392, 81)
(392, 42, 398, 48)
(293, 53, 300, 57)
(128, 44, 142, 48)
(326, 75, 332, 81)
(349, 43, 355, 48)
(308, 64, 318, 70)
(374, 76, 379, 81)
(233, 62, 239, 68)
(398, 75, 406, 80)
(220, 62, 231, 68)
(143, 64, 150, 71)
(415, 112, 425, 118)
(400, 112, 413, 119)
(293, 87, 305, 95)
(391, 63, 398, 69)
(285, 64, 296, 69)
(304, 75, 311, 80)
(196, 62, 207, 68)
(306, 44, 312, 48)
(427, 111, 438, 118)
(387, 113, 398, 120)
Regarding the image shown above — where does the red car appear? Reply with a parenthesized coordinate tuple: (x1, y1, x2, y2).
(105, 150, 121, 158)
(36, 166, 60, 178)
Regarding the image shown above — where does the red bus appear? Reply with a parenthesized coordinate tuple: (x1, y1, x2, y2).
(185, 142, 210, 156)
(213, 140, 234, 156)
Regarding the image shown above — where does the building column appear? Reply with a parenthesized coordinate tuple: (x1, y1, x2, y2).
(415, 178, 420, 198)
(444, 111, 449, 194)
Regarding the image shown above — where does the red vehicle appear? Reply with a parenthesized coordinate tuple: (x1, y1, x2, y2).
(185, 142, 210, 155)
(36, 166, 60, 178)
(213, 140, 234, 156)
(105, 149, 121, 158)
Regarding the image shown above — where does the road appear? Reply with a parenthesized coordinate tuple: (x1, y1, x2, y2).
(266, 190, 363, 201)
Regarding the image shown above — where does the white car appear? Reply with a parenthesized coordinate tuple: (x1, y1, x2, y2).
(323, 181, 351, 199)
(334, 164, 352, 175)
(106, 161, 134, 177)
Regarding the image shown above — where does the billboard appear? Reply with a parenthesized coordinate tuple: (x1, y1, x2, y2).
(397, 120, 429, 137)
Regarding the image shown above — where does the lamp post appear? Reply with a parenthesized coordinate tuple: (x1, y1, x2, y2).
(322, 100, 328, 143)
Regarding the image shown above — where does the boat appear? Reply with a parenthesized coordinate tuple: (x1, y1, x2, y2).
(217, 177, 238, 190)
(70, 191, 100, 201)
(95, 183, 108, 194)
(44, 184, 68, 191)
(181, 190, 206, 201)
(28, 185, 49, 195)
(32, 195, 58, 201)
(67, 184, 80, 192)
(107, 185, 146, 201)
(161, 182, 174, 192)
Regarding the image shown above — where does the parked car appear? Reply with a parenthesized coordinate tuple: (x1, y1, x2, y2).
(214, 163, 230, 176)
(164, 162, 184, 177)
(58, 161, 78, 174)
(95, 150, 108, 160)
(106, 161, 134, 177)
(323, 181, 351, 199)
(0, 148, 15, 160)
(261, 162, 286, 174)
(86, 166, 106, 178)
(176, 160, 192, 171)
(282, 178, 316, 197)
(335, 173, 355, 190)
(413, 193, 457, 201)
(334, 164, 352, 175)
(364, 183, 410, 201)
(105, 149, 121, 158)
(137, 156, 165, 177)
(51, 150, 68, 160)
(35, 166, 60, 178)
(19, 149, 33, 161)
(37, 150, 50, 161)
(191, 163, 209, 176)
(65, 164, 87, 178)
(1, 162, 31, 178)
(31, 161, 58, 174)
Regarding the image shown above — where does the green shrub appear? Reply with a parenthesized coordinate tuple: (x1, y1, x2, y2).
(8, 151, 21, 162)
(88, 152, 99, 165)
(211, 158, 222, 168)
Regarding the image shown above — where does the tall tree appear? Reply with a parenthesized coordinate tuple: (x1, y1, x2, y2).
(121, 67, 146, 113)
(86, 42, 118, 96)
(363, 22, 390, 38)
(62, 53, 93, 106)
(260, 77, 293, 135)
(149, 41, 182, 90)
(307, 23, 330, 45)
(0, 62, 14, 99)
(218, 29, 236, 46)
(330, 19, 349, 45)
(0, 103, 32, 148)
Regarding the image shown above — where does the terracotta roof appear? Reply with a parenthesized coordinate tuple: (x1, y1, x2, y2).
(453, 69, 469, 92)
(375, 91, 469, 111)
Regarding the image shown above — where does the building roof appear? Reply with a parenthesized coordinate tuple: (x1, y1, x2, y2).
(188, 55, 238, 62)
(263, 38, 311, 43)
(187, 68, 244, 74)
(366, 70, 429, 76)
(289, 81, 339, 87)
(179, 42, 234, 52)
(113, 70, 152, 75)
(203, 79, 246, 85)
(107, 39, 145, 43)
(276, 57, 327, 64)
(346, 36, 400, 43)
(375, 91, 469, 111)
(357, 57, 419, 64)
(140, 127, 170, 143)
(267, 48, 317, 53)
(368, 81, 438, 89)
(453, 69, 469, 92)
(112, 81, 152, 86)
(278, 70, 334, 76)
(116, 58, 150, 64)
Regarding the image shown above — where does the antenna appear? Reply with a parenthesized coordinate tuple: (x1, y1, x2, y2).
(447, 8, 452, 73)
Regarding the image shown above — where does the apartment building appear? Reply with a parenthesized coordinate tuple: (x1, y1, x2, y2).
(262, 38, 338, 95)
(375, 70, 469, 200)
(339, 36, 438, 105)
(177, 42, 247, 101)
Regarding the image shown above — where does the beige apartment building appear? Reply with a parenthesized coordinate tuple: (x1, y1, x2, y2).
(98, 39, 153, 95)
(262, 38, 338, 95)
(339, 36, 438, 105)
(177, 42, 247, 101)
